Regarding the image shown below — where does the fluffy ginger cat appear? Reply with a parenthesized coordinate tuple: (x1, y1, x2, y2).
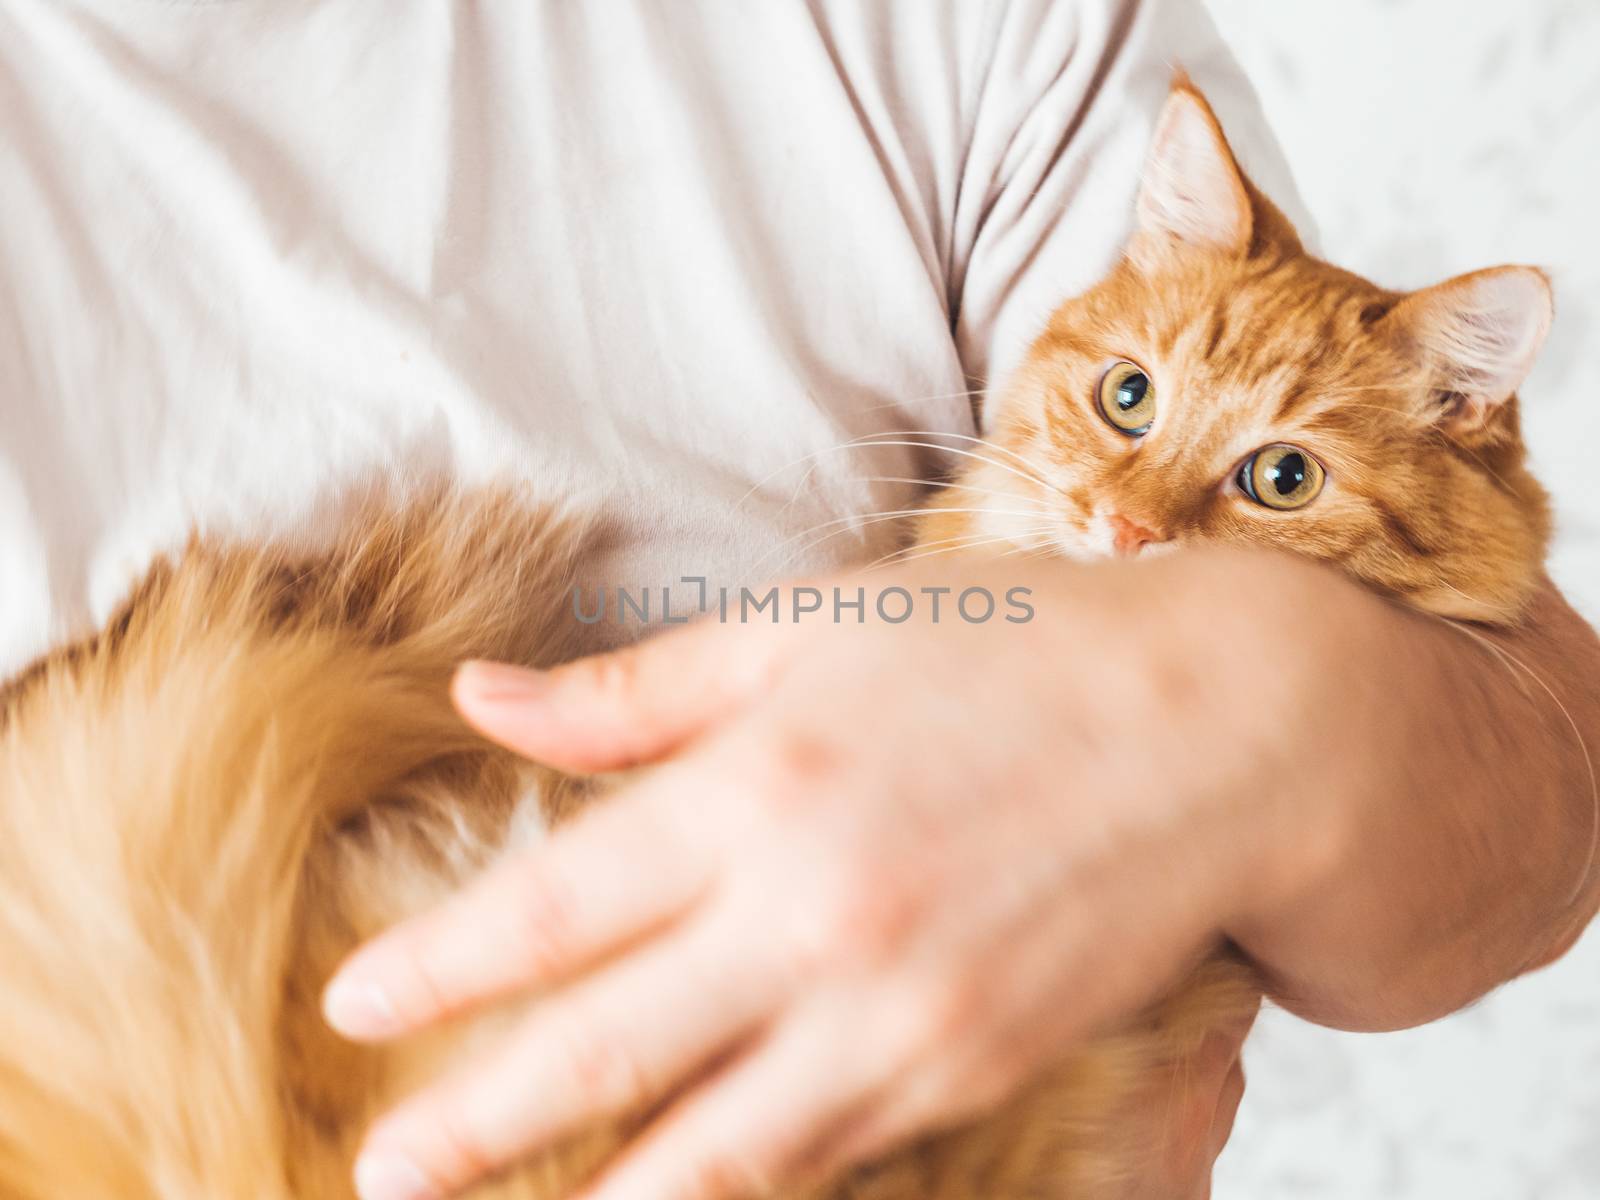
(0, 79, 1555, 1199)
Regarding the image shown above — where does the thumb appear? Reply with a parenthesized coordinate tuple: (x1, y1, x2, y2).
(452, 617, 788, 772)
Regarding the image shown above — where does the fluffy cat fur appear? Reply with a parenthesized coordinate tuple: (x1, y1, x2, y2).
(0, 79, 1555, 1199)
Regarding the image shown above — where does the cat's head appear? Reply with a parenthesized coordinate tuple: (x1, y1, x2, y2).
(943, 77, 1553, 623)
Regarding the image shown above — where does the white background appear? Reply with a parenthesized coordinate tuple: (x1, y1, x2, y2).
(1203, 3, 1600, 1196)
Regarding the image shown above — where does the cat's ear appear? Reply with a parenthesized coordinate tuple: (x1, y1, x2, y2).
(1390, 266, 1553, 434)
(1131, 79, 1253, 262)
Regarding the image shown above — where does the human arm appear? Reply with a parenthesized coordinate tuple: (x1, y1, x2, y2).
(323, 546, 1600, 1200)
(1224, 564, 1600, 1030)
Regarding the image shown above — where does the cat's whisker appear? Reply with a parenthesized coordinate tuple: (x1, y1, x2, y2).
(753, 509, 933, 574)
(773, 505, 1048, 551)
(873, 529, 1057, 570)
(1441, 616, 1600, 906)
(1302, 399, 1410, 417)
(856, 386, 990, 416)
(1443, 439, 1520, 497)
(846, 475, 1059, 512)
(887, 440, 1066, 503)
(1314, 383, 1413, 396)
(1162, 1046, 1194, 1133)
(732, 427, 1053, 522)
(731, 433, 914, 516)
(793, 428, 1043, 490)
(754, 507, 1055, 578)
(857, 429, 1063, 494)
(849, 437, 1067, 505)
(761, 438, 998, 534)
(1297, 398, 1519, 493)
(1003, 540, 1066, 563)
(865, 524, 1061, 571)
(865, 537, 981, 572)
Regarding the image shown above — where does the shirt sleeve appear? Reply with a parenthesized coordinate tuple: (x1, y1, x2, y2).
(948, 0, 1314, 422)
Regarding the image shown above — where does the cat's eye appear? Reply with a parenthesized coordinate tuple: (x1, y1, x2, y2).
(1096, 361, 1155, 436)
(1237, 444, 1325, 510)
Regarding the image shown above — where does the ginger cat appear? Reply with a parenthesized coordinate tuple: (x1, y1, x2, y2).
(0, 79, 1555, 1199)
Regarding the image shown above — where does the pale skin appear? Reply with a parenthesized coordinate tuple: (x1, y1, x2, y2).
(324, 545, 1600, 1200)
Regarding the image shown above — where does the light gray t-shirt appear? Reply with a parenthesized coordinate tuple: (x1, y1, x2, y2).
(0, 0, 1301, 675)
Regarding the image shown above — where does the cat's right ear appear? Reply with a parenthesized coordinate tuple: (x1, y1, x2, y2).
(1130, 80, 1253, 266)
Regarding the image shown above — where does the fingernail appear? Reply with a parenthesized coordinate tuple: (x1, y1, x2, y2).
(322, 976, 401, 1038)
(354, 1152, 440, 1200)
(456, 659, 550, 703)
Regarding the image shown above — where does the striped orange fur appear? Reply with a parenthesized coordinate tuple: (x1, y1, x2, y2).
(0, 80, 1555, 1198)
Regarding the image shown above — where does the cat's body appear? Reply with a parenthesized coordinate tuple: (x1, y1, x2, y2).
(0, 81, 1555, 1199)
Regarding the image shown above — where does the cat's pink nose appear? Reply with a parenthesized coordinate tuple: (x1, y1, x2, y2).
(1109, 514, 1163, 556)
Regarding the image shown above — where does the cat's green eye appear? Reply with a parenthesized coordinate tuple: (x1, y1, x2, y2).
(1097, 361, 1155, 436)
(1238, 444, 1325, 510)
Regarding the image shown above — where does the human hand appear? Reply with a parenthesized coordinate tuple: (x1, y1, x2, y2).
(323, 549, 1341, 1200)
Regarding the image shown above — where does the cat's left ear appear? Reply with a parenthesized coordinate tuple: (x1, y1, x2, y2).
(1390, 266, 1553, 434)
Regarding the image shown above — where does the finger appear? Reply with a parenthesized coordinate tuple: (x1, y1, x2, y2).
(354, 907, 781, 1200)
(453, 616, 790, 772)
(1163, 1020, 1254, 1186)
(323, 785, 709, 1040)
(770, 987, 1023, 1180)
(576, 1006, 891, 1200)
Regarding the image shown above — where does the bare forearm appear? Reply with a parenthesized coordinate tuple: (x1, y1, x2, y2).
(1215, 557, 1600, 1030)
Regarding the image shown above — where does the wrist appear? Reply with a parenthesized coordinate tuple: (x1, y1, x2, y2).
(1156, 546, 1367, 929)
(1182, 546, 1518, 1027)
